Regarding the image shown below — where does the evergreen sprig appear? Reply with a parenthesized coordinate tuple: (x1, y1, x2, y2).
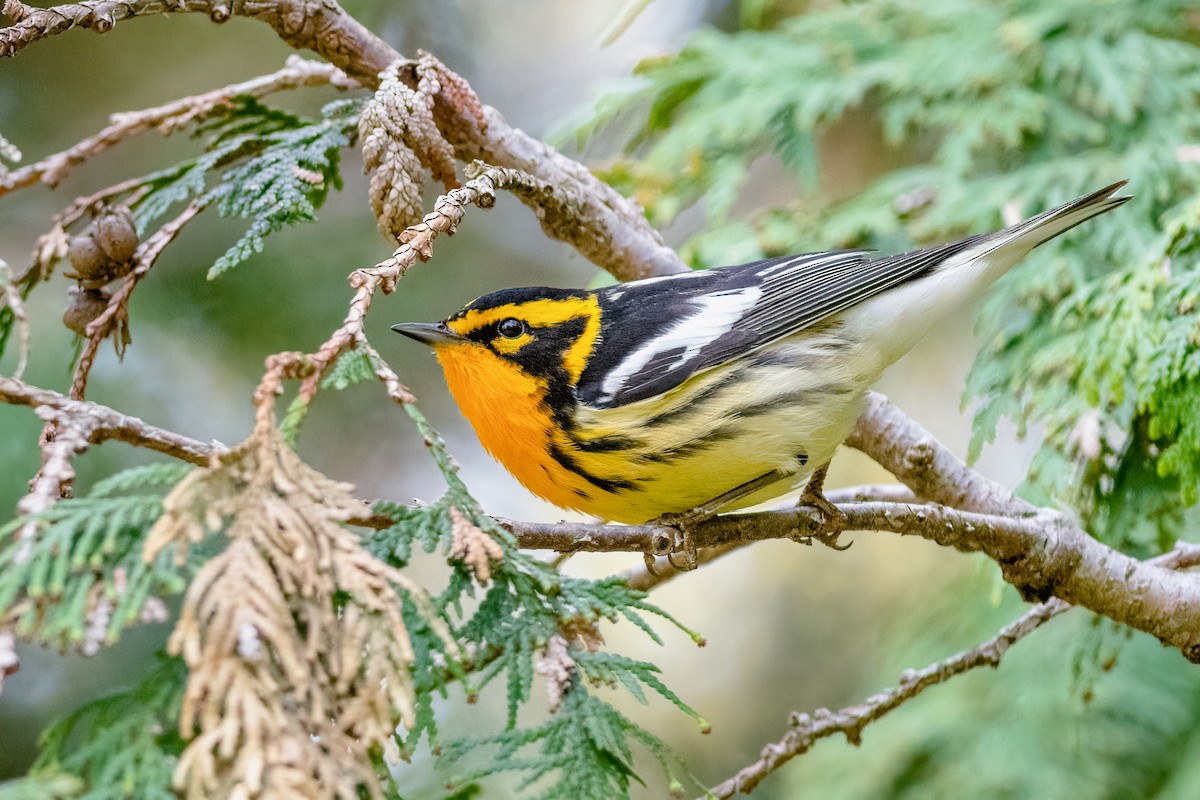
(204, 99, 354, 278)
(0, 655, 187, 800)
(132, 96, 357, 278)
(368, 404, 706, 798)
(573, 0, 1200, 551)
(441, 685, 691, 800)
(0, 462, 194, 651)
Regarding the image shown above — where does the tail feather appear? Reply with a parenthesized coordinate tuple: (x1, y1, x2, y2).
(841, 180, 1131, 368)
(992, 180, 1131, 253)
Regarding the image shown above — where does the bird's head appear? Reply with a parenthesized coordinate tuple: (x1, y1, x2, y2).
(392, 286, 603, 397)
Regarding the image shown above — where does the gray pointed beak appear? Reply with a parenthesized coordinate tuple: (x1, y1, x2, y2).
(390, 322, 465, 347)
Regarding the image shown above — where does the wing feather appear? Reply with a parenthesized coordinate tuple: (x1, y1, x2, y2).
(578, 241, 983, 408)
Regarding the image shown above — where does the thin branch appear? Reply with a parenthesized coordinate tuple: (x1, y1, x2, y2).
(70, 198, 205, 399)
(706, 599, 1070, 798)
(706, 540, 1200, 798)
(2, 372, 217, 558)
(269, 163, 574, 414)
(500, 500, 1020, 555)
(1, 0, 686, 282)
(617, 487, 920, 592)
(0, 258, 30, 379)
(0, 375, 224, 464)
(500, 494, 1200, 661)
(0, 0, 397, 85)
(14, 408, 95, 562)
(0, 56, 353, 198)
(263, 165, 513, 411)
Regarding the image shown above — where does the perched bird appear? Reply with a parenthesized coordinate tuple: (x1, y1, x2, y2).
(393, 182, 1129, 559)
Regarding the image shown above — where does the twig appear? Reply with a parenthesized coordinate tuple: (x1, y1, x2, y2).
(618, 487, 920, 592)
(705, 540, 1200, 798)
(0, 0, 397, 85)
(1, 374, 222, 560)
(0, 375, 224, 464)
(1, 0, 686, 283)
(0, 56, 353, 197)
(499, 500, 1014, 555)
(499, 494, 1200, 661)
(705, 600, 1069, 798)
(0, 258, 30, 379)
(14, 408, 95, 562)
(69, 199, 204, 399)
(269, 166, 512, 410)
(273, 163, 550, 413)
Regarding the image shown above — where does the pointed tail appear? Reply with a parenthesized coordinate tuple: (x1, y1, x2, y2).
(843, 181, 1132, 367)
(984, 180, 1131, 255)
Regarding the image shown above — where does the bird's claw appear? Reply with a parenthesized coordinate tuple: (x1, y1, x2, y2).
(796, 481, 852, 551)
(650, 512, 700, 571)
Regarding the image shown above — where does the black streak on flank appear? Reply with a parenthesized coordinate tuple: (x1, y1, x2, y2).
(642, 367, 748, 428)
(639, 421, 742, 463)
(733, 385, 853, 419)
(549, 443, 638, 493)
(572, 433, 644, 453)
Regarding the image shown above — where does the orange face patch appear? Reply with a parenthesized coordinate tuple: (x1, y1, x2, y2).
(432, 340, 597, 511)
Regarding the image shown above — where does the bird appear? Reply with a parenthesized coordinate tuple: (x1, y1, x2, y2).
(392, 181, 1129, 564)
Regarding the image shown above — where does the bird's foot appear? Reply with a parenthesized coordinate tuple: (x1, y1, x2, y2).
(794, 464, 852, 551)
(649, 510, 701, 572)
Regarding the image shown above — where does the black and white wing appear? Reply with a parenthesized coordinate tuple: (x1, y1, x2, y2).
(576, 240, 982, 409)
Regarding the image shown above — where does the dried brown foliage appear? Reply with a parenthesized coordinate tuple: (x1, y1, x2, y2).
(360, 63, 460, 242)
(144, 404, 444, 799)
(448, 505, 503, 584)
(535, 634, 575, 714)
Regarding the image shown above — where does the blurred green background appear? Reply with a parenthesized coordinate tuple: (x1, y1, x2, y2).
(3, 1, 1199, 798)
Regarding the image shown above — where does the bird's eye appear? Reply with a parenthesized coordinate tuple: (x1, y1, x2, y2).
(497, 318, 526, 339)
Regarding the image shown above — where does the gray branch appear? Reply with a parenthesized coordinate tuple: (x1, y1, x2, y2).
(0, 376, 223, 464)
(0, 0, 687, 282)
(706, 540, 1200, 798)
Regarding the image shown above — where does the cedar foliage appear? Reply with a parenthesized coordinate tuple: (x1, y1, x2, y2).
(576, 0, 1200, 555)
(0, 74, 705, 800)
(1, 1, 1199, 799)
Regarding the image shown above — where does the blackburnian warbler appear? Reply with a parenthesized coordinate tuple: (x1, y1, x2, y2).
(393, 182, 1128, 549)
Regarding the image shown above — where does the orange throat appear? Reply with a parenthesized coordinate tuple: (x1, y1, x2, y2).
(434, 343, 595, 513)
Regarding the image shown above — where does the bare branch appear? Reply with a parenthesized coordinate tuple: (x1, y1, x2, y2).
(706, 600, 1069, 798)
(500, 501, 1024, 555)
(616, 487, 919, 591)
(1, 0, 686, 282)
(14, 408, 95, 562)
(279, 166, 512, 409)
(706, 540, 1200, 798)
(0, 258, 30, 379)
(0, 0, 397, 85)
(0, 375, 223, 464)
(280, 162, 588, 413)
(0, 56, 353, 198)
(501, 497, 1200, 660)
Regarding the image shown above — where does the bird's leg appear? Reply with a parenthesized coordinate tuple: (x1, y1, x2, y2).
(795, 462, 851, 550)
(652, 467, 794, 571)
